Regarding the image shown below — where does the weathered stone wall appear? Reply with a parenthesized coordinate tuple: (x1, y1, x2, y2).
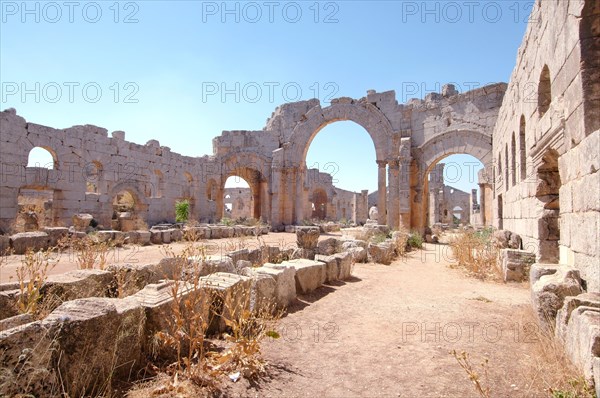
(1, 82, 505, 232)
(223, 187, 253, 220)
(0, 109, 221, 231)
(492, 0, 599, 290)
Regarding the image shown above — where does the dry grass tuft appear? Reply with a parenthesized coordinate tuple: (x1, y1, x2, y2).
(59, 235, 112, 270)
(448, 228, 501, 281)
(15, 248, 57, 316)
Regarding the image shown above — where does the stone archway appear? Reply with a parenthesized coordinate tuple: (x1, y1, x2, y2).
(413, 130, 493, 231)
(108, 182, 148, 229)
(286, 100, 396, 225)
(218, 152, 271, 222)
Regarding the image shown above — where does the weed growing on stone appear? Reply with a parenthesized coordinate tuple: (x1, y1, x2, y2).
(59, 236, 112, 270)
(15, 248, 56, 316)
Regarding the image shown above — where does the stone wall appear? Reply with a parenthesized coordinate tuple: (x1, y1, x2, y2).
(492, 0, 599, 291)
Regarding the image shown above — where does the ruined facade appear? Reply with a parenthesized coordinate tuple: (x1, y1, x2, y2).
(0, 82, 504, 234)
(427, 163, 474, 225)
(491, 0, 599, 291)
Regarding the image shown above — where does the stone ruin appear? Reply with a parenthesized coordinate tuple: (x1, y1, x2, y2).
(0, 0, 598, 394)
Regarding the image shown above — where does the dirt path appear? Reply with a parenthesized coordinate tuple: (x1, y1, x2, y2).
(224, 244, 551, 398)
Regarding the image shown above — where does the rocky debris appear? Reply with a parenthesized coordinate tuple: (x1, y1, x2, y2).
(255, 263, 297, 308)
(500, 249, 536, 282)
(285, 259, 326, 294)
(10, 232, 49, 254)
(493, 229, 522, 249)
(0, 235, 10, 253)
(530, 264, 583, 328)
(0, 313, 34, 331)
(296, 226, 320, 250)
(556, 293, 600, 345)
(561, 305, 600, 387)
(199, 272, 253, 334)
(316, 237, 341, 256)
(41, 269, 114, 303)
(72, 214, 93, 232)
(367, 242, 394, 265)
(43, 227, 68, 247)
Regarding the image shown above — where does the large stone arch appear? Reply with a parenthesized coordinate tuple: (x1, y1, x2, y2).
(411, 130, 493, 230)
(107, 181, 148, 227)
(285, 100, 396, 225)
(217, 152, 271, 222)
(287, 101, 395, 166)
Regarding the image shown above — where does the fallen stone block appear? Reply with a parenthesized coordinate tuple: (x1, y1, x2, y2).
(42, 297, 145, 395)
(0, 235, 10, 253)
(132, 280, 209, 360)
(368, 242, 394, 265)
(333, 251, 353, 280)
(41, 269, 114, 304)
(0, 313, 34, 332)
(317, 237, 341, 256)
(346, 246, 367, 263)
(227, 249, 249, 264)
(10, 232, 49, 254)
(0, 321, 59, 397)
(284, 259, 325, 294)
(562, 306, 600, 387)
(189, 255, 235, 277)
(43, 227, 68, 247)
(161, 229, 172, 244)
(199, 272, 253, 334)
(72, 213, 93, 232)
(556, 293, 600, 345)
(150, 230, 162, 244)
(296, 226, 320, 250)
(257, 263, 296, 308)
(107, 261, 179, 297)
(500, 249, 536, 282)
(170, 229, 183, 242)
(530, 264, 583, 328)
(0, 289, 20, 320)
(315, 254, 339, 283)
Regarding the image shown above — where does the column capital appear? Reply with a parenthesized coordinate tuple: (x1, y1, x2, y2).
(388, 159, 400, 168)
(376, 160, 387, 168)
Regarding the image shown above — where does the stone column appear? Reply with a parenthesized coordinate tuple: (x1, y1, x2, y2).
(377, 160, 387, 225)
(387, 160, 400, 229)
(294, 167, 305, 224)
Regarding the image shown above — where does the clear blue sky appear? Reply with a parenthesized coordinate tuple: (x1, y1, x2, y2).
(1, 0, 533, 193)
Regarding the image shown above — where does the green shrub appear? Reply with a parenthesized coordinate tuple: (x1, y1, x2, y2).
(407, 231, 423, 249)
(175, 200, 190, 223)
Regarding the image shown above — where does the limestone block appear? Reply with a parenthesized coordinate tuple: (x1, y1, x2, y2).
(199, 272, 253, 333)
(367, 242, 394, 265)
(95, 230, 114, 243)
(43, 227, 68, 247)
(333, 251, 353, 280)
(0, 235, 10, 254)
(256, 263, 297, 308)
(0, 289, 19, 320)
(0, 321, 58, 397)
(42, 297, 145, 394)
(493, 230, 511, 248)
(131, 280, 209, 359)
(161, 229, 172, 244)
(125, 230, 151, 246)
(227, 249, 249, 264)
(107, 262, 178, 297)
(315, 254, 339, 283)
(530, 264, 583, 328)
(316, 237, 342, 256)
(296, 226, 320, 250)
(563, 306, 600, 386)
(209, 226, 221, 239)
(41, 269, 114, 302)
(346, 246, 367, 263)
(72, 213, 93, 232)
(188, 255, 235, 277)
(556, 293, 600, 345)
(0, 313, 34, 332)
(284, 259, 326, 294)
(341, 239, 368, 250)
(150, 230, 162, 244)
(500, 249, 536, 282)
(10, 232, 49, 254)
(239, 270, 277, 312)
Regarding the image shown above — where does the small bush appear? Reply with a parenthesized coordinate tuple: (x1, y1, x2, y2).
(175, 200, 190, 223)
(220, 217, 235, 226)
(449, 230, 501, 280)
(407, 231, 423, 249)
(15, 249, 56, 316)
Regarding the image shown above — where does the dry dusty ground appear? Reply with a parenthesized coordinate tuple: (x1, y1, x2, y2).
(220, 246, 565, 398)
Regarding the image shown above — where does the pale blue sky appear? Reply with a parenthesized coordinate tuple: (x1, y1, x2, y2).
(2, 0, 533, 193)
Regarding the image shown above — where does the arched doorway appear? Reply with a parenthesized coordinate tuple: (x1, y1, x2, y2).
(421, 153, 486, 229)
(223, 176, 254, 221)
(110, 185, 147, 231)
(305, 120, 377, 224)
(288, 101, 394, 226)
